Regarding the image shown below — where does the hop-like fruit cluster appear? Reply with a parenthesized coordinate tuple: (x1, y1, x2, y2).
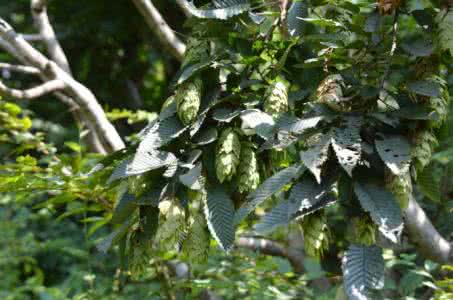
(412, 130, 438, 173)
(175, 78, 202, 125)
(181, 212, 210, 264)
(154, 199, 186, 251)
(264, 81, 288, 118)
(349, 216, 376, 246)
(302, 211, 330, 257)
(237, 142, 260, 193)
(316, 74, 348, 111)
(216, 128, 241, 183)
(182, 38, 210, 67)
(385, 171, 412, 209)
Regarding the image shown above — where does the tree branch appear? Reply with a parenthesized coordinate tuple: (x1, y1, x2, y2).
(132, 0, 186, 61)
(31, 0, 71, 74)
(236, 237, 305, 274)
(0, 18, 125, 153)
(404, 195, 453, 264)
(175, 0, 192, 17)
(0, 79, 65, 99)
(0, 62, 40, 75)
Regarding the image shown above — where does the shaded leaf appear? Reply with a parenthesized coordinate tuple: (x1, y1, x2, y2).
(354, 182, 403, 243)
(235, 164, 304, 224)
(342, 245, 385, 300)
(407, 80, 441, 98)
(204, 187, 236, 251)
(331, 117, 362, 176)
(300, 132, 332, 183)
(375, 134, 411, 175)
(111, 193, 137, 224)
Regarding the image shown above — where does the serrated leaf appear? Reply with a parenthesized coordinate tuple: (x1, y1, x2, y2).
(275, 114, 323, 135)
(342, 245, 385, 300)
(255, 176, 334, 234)
(137, 116, 187, 152)
(375, 134, 411, 175)
(331, 117, 362, 176)
(179, 164, 203, 190)
(194, 128, 218, 145)
(212, 107, 242, 122)
(176, 60, 212, 85)
(111, 192, 137, 224)
(300, 133, 332, 183)
(354, 182, 403, 243)
(235, 164, 304, 224)
(240, 109, 275, 139)
(254, 197, 298, 234)
(181, 0, 251, 20)
(128, 151, 178, 176)
(287, 0, 308, 37)
(401, 38, 434, 57)
(407, 80, 441, 98)
(204, 187, 235, 251)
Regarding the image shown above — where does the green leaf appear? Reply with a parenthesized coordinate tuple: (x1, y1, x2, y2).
(300, 132, 332, 183)
(331, 117, 362, 176)
(128, 151, 178, 176)
(111, 193, 137, 224)
(97, 217, 134, 253)
(212, 107, 242, 123)
(179, 163, 203, 190)
(287, 0, 308, 37)
(401, 38, 434, 57)
(234, 164, 304, 224)
(342, 245, 385, 300)
(204, 187, 236, 251)
(407, 80, 441, 98)
(375, 134, 411, 176)
(137, 116, 187, 152)
(176, 60, 212, 85)
(353, 182, 403, 243)
(240, 109, 275, 139)
(194, 128, 218, 145)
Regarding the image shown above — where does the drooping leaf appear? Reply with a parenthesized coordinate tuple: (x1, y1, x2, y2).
(176, 60, 212, 85)
(204, 187, 236, 251)
(300, 132, 332, 183)
(234, 164, 304, 223)
(181, 0, 251, 20)
(212, 107, 242, 123)
(287, 0, 308, 37)
(254, 196, 298, 234)
(407, 80, 441, 98)
(137, 116, 187, 153)
(240, 109, 275, 139)
(331, 117, 362, 176)
(375, 134, 411, 176)
(401, 38, 434, 57)
(128, 151, 178, 176)
(194, 128, 218, 145)
(179, 163, 203, 190)
(342, 245, 385, 300)
(111, 192, 137, 224)
(354, 182, 403, 243)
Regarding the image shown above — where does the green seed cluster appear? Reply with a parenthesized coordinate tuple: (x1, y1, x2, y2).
(302, 211, 330, 257)
(175, 78, 202, 125)
(215, 128, 241, 183)
(264, 81, 288, 118)
(237, 143, 260, 193)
